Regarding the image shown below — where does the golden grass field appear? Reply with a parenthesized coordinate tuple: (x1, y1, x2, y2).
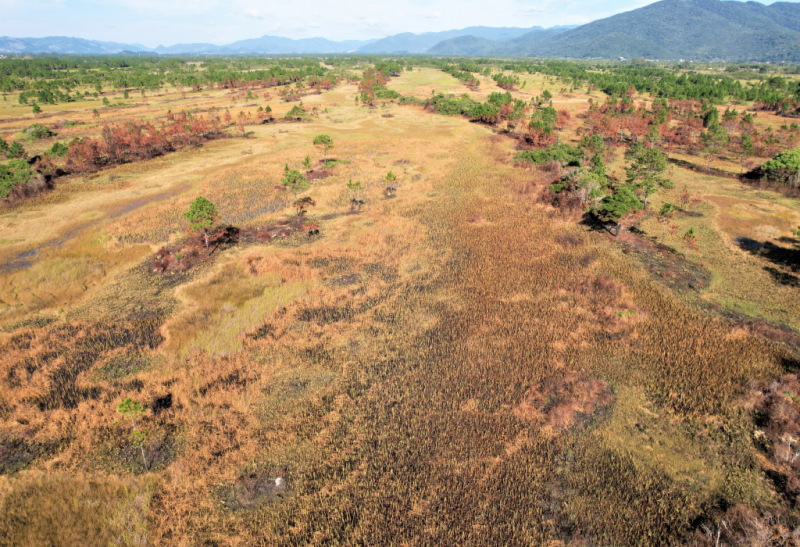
(0, 65, 799, 545)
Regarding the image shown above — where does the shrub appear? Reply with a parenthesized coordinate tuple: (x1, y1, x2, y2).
(8, 140, 26, 159)
(374, 61, 402, 77)
(529, 106, 558, 135)
(48, 141, 69, 157)
(760, 147, 800, 187)
(580, 134, 606, 157)
(0, 158, 35, 198)
(487, 91, 513, 107)
(427, 94, 480, 117)
(285, 105, 308, 120)
(470, 102, 500, 123)
(374, 87, 401, 99)
(492, 73, 520, 90)
(282, 164, 310, 196)
(515, 143, 582, 166)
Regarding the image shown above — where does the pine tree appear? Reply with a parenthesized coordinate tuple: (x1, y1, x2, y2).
(313, 134, 334, 165)
(184, 197, 218, 256)
(596, 185, 643, 237)
(8, 141, 25, 159)
(626, 146, 671, 210)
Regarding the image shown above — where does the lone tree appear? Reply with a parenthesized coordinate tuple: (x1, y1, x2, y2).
(313, 134, 334, 165)
(738, 133, 754, 173)
(282, 163, 310, 198)
(347, 178, 364, 212)
(657, 202, 676, 245)
(295, 196, 315, 216)
(384, 170, 397, 197)
(700, 123, 730, 171)
(31, 102, 41, 115)
(682, 228, 699, 258)
(626, 145, 671, 210)
(117, 398, 148, 471)
(184, 196, 218, 256)
(596, 185, 643, 237)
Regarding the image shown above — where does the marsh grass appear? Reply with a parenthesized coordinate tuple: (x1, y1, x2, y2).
(0, 63, 798, 546)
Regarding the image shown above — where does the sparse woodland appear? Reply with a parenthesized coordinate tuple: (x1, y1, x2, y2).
(0, 55, 799, 546)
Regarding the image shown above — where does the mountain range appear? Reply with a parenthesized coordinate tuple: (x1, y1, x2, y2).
(0, 26, 563, 56)
(2, 0, 800, 61)
(0, 36, 152, 55)
(432, 0, 800, 61)
(355, 26, 577, 54)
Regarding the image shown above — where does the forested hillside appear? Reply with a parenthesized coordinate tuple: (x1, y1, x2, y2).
(427, 0, 800, 61)
(354, 26, 547, 54)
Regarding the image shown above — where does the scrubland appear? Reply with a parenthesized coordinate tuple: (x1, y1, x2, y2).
(0, 60, 798, 546)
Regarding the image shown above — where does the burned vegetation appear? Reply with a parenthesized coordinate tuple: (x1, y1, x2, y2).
(1, 54, 800, 546)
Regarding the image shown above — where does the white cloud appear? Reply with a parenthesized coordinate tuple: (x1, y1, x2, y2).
(519, 6, 546, 14)
(244, 8, 264, 20)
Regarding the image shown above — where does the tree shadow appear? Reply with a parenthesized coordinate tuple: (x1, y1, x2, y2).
(579, 212, 614, 235)
(736, 235, 799, 268)
(781, 355, 800, 373)
(735, 236, 800, 287)
(764, 267, 799, 287)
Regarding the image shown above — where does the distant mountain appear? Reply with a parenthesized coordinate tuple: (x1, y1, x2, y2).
(0, 28, 550, 56)
(427, 28, 571, 56)
(6, 2, 800, 61)
(0, 36, 150, 54)
(153, 43, 223, 55)
(223, 36, 375, 54)
(154, 36, 377, 55)
(356, 26, 558, 54)
(427, 36, 500, 56)
(486, 0, 800, 61)
(0, 35, 376, 56)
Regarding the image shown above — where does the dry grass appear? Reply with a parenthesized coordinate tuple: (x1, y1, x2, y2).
(0, 63, 798, 545)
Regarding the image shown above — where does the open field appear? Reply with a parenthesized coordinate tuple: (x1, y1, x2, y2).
(1, 58, 799, 545)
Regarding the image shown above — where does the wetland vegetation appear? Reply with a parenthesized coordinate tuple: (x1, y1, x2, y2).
(0, 54, 799, 545)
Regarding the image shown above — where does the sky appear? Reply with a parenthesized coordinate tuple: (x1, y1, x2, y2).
(0, 0, 798, 48)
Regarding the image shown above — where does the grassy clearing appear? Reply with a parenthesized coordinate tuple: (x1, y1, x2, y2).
(633, 159, 800, 330)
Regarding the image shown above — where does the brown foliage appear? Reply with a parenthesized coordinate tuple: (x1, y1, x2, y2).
(689, 505, 800, 547)
(515, 371, 614, 432)
(65, 114, 223, 174)
(0, 172, 53, 208)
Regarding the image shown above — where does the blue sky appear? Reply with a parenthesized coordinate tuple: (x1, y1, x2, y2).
(0, 0, 797, 47)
